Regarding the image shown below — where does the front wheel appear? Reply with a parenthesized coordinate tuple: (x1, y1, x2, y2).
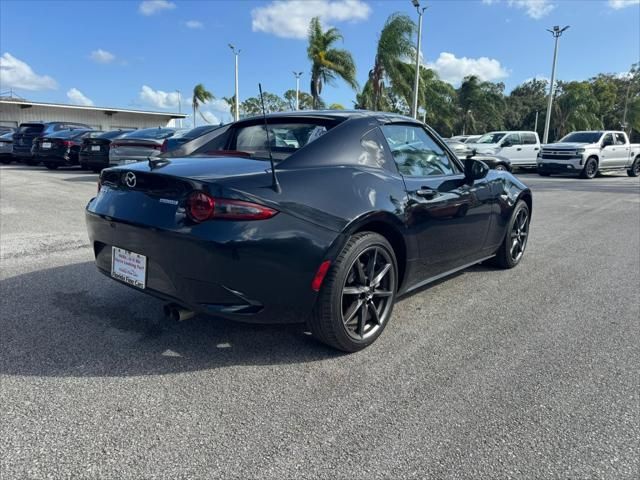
(310, 232, 398, 352)
(493, 200, 530, 269)
(580, 157, 598, 179)
(628, 157, 640, 177)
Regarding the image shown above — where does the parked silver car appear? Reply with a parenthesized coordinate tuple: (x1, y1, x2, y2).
(109, 127, 185, 166)
(0, 131, 14, 164)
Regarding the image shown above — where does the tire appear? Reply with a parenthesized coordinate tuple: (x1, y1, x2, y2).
(494, 164, 507, 171)
(44, 163, 58, 170)
(580, 157, 598, 179)
(493, 200, 530, 269)
(310, 232, 398, 352)
(627, 157, 640, 177)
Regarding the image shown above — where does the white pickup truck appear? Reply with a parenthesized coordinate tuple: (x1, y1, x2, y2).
(467, 131, 541, 168)
(537, 130, 640, 179)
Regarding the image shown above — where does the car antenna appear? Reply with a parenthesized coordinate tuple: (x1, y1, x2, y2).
(258, 83, 281, 193)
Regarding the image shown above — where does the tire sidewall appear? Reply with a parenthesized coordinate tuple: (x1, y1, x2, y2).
(503, 201, 530, 268)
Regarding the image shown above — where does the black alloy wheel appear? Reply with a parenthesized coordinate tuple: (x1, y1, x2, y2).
(310, 232, 398, 352)
(493, 200, 530, 269)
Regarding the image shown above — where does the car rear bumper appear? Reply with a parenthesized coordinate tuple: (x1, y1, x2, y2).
(35, 153, 72, 165)
(80, 153, 110, 168)
(85, 207, 338, 324)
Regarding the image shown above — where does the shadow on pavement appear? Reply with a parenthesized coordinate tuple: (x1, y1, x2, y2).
(0, 262, 340, 378)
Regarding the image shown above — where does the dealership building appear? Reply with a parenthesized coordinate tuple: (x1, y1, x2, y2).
(0, 98, 187, 131)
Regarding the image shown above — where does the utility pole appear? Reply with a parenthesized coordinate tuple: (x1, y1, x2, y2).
(543, 25, 569, 144)
(411, 0, 427, 119)
(229, 44, 240, 121)
(534, 110, 539, 133)
(293, 71, 304, 110)
(176, 89, 182, 128)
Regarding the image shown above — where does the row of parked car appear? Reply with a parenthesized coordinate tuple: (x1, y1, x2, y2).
(0, 122, 219, 172)
(445, 129, 640, 178)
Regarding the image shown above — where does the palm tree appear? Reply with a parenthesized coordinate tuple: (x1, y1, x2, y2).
(369, 13, 415, 111)
(192, 84, 214, 127)
(307, 17, 358, 109)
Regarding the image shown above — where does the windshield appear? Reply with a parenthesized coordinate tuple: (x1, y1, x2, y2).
(559, 132, 603, 143)
(124, 128, 176, 140)
(476, 132, 506, 144)
(17, 124, 45, 134)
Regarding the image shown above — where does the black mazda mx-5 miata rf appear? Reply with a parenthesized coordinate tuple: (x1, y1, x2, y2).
(86, 111, 532, 351)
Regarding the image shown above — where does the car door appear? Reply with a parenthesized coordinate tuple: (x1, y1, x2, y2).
(380, 124, 494, 281)
(499, 133, 525, 165)
(612, 133, 630, 167)
(599, 133, 616, 168)
(520, 132, 540, 165)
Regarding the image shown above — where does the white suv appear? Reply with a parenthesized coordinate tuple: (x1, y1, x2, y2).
(467, 131, 541, 168)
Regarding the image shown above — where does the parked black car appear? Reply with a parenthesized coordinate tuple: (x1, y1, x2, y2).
(87, 111, 532, 352)
(0, 131, 14, 164)
(13, 121, 91, 164)
(162, 125, 221, 154)
(79, 130, 134, 173)
(33, 129, 99, 169)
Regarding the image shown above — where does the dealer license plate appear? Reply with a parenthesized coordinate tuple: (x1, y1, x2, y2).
(92, 145, 100, 151)
(111, 247, 147, 289)
(42, 142, 51, 149)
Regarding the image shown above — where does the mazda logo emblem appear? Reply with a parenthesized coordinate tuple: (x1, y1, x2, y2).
(124, 172, 137, 188)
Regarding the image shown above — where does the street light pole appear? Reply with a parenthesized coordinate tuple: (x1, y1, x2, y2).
(411, 0, 427, 119)
(229, 44, 240, 121)
(293, 71, 303, 110)
(175, 89, 182, 128)
(542, 25, 569, 144)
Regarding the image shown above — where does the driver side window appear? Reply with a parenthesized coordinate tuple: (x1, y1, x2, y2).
(381, 125, 459, 177)
(602, 133, 613, 146)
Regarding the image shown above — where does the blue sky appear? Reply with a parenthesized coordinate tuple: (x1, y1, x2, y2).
(1, 0, 639, 125)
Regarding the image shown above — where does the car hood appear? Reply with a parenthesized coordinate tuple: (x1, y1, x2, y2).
(543, 142, 595, 149)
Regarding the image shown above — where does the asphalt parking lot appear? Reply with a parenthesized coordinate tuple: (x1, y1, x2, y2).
(1, 164, 638, 479)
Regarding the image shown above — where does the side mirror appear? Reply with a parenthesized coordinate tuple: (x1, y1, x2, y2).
(464, 158, 489, 182)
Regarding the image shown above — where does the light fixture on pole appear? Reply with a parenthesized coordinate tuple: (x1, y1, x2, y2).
(229, 44, 241, 121)
(411, 0, 427, 119)
(293, 71, 304, 110)
(542, 25, 569, 144)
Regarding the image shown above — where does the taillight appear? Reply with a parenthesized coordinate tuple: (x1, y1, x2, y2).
(186, 191, 278, 222)
(160, 139, 168, 153)
(62, 140, 74, 147)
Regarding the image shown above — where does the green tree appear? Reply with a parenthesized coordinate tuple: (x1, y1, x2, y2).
(505, 78, 548, 136)
(328, 103, 345, 110)
(307, 17, 358, 109)
(368, 13, 416, 111)
(241, 92, 287, 116)
(550, 81, 601, 140)
(457, 75, 506, 134)
(283, 89, 315, 110)
(192, 84, 214, 126)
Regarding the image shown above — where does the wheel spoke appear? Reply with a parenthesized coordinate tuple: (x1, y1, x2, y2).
(373, 290, 393, 297)
(358, 303, 368, 337)
(367, 248, 378, 284)
(371, 263, 391, 287)
(369, 302, 381, 325)
(510, 238, 519, 256)
(343, 285, 368, 295)
(343, 299, 363, 325)
(354, 259, 367, 284)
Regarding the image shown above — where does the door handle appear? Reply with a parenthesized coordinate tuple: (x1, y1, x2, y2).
(516, 148, 522, 151)
(534, 147, 539, 151)
(416, 187, 439, 199)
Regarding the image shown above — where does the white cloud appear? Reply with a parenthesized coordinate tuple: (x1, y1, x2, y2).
(608, 0, 640, 9)
(90, 49, 116, 64)
(0, 52, 58, 91)
(139, 0, 176, 16)
(66, 88, 94, 106)
(185, 20, 203, 29)
(427, 52, 509, 85)
(251, 0, 371, 39)
(482, 0, 555, 19)
(139, 85, 181, 108)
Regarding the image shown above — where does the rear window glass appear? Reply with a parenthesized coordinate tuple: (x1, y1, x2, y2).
(47, 129, 91, 138)
(123, 128, 176, 140)
(233, 123, 329, 160)
(98, 130, 133, 140)
(0, 132, 13, 140)
(181, 125, 219, 140)
(18, 124, 44, 134)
